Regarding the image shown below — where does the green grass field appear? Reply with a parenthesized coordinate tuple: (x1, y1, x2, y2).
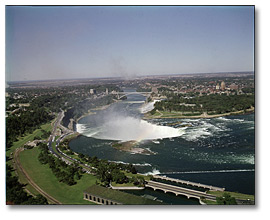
(202, 199, 218, 205)
(208, 190, 255, 201)
(19, 147, 97, 204)
(146, 111, 201, 119)
(123, 171, 151, 181)
(14, 159, 41, 197)
(111, 182, 136, 187)
(201, 190, 254, 205)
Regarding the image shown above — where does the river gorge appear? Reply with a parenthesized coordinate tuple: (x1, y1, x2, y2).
(68, 88, 255, 204)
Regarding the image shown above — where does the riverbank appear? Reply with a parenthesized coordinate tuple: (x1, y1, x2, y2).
(65, 99, 121, 133)
(76, 99, 121, 123)
(75, 111, 96, 123)
(66, 90, 255, 202)
(143, 107, 254, 120)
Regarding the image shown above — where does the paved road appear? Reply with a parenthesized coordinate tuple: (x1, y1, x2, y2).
(48, 111, 75, 157)
(48, 111, 64, 157)
(47, 111, 94, 173)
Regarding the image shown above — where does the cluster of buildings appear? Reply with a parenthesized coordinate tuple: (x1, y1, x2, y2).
(143, 80, 250, 98)
(215, 81, 239, 91)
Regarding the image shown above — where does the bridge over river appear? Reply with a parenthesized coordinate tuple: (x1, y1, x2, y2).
(145, 180, 217, 201)
(152, 175, 225, 191)
(115, 91, 151, 99)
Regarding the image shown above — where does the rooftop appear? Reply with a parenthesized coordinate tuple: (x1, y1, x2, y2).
(84, 185, 163, 205)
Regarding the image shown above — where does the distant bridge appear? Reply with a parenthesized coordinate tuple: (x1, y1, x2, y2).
(145, 180, 217, 201)
(115, 91, 152, 99)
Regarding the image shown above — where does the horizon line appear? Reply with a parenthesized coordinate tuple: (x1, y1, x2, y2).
(7, 70, 254, 84)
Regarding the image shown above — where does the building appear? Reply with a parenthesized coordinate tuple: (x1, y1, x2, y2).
(220, 81, 226, 90)
(84, 185, 120, 205)
(151, 86, 158, 94)
(230, 83, 238, 90)
(105, 88, 109, 95)
(216, 83, 220, 90)
(90, 89, 96, 94)
(83, 185, 162, 205)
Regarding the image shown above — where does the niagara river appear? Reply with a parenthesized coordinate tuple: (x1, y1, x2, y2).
(69, 88, 255, 204)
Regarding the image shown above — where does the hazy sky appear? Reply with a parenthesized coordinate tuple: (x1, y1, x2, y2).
(6, 6, 254, 82)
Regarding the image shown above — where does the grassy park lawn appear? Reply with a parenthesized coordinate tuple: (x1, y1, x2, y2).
(202, 199, 219, 205)
(111, 182, 136, 187)
(14, 158, 41, 197)
(110, 171, 151, 187)
(208, 190, 254, 201)
(201, 190, 255, 205)
(123, 171, 151, 181)
(19, 147, 97, 204)
(146, 111, 201, 119)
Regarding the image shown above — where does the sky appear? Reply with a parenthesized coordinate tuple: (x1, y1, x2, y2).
(5, 6, 254, 82)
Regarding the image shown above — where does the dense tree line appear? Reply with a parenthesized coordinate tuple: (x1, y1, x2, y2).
(7, 84, 123, 112)
(38, 143, 82, 186)
(216, 193, 237, 205)
(5, 83, 124, 204)
(58, 141, 142, 187)
(64, 95, 116, 121)
(6, 108, 53, 149)
(94, 160, 143, 187)
(136, 87, 152, 92)
(6, 83, 122, 150)
(6, 163, 48, 205)
(154, 93, 254, 114)
(76, 152, 140, 187)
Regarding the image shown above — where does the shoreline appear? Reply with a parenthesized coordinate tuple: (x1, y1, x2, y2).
(67, 98, 254, 157)
(75, 99, 120, 124)
(75, 111, 95, 124)
(143, 108, 254, 120)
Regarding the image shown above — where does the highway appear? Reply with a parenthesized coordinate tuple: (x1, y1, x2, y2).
(48, 111, 64, 157)
(47, 111, 94, 173)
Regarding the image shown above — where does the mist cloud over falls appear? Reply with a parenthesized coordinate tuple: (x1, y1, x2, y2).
(77, 115, 184, 142)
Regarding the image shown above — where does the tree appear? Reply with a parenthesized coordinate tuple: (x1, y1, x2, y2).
(22, 194, 48, 205)
(131, 176, 145, 186)
(111, 169, 127, 184)
(126, 163, 137, 174)
(130, 166, 137, 174)
(216, 193, 237, 205)
(78, 153, 85, 159)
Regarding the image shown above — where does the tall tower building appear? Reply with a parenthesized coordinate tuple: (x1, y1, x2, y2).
(216, 83, 220, 90)
(221, 81, 226, 90)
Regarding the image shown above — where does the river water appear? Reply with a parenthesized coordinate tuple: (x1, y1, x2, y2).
(69, 88, 255, 204)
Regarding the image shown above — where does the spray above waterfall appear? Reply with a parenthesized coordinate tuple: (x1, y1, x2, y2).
(77, 114, 184, 142)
